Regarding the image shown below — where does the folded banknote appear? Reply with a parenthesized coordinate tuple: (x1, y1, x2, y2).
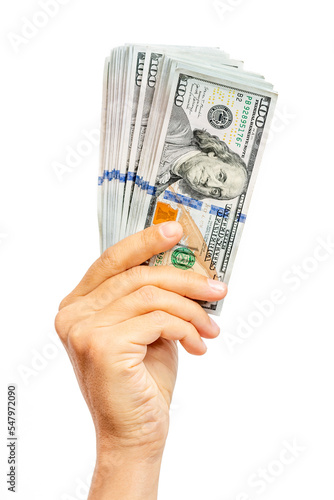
(98, 44, 277, 315)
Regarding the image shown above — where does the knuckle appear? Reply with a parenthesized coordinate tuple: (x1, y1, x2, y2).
(67, 323, 83, 351)
(54, 310, 67, 341)
(137, 285, 157, 304)
(55, 304, 82, 341)
(67, 322, 91, 355)
(149, 310, 168, 327)
(98, 291, 114, 309)
(128, 265, 146, 283)
(100, 247, 118, 272)
(55, 301, 87, 336)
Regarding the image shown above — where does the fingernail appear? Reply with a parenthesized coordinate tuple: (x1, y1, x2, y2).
(159, 221, 183, 238)
(207, 279, 227, 293)
(209, 317, 220, 334)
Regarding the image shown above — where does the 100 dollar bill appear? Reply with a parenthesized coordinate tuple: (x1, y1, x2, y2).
(143, 68, 277, 315)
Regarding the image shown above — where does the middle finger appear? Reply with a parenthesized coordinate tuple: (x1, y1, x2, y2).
(85, 265, 227, 310)
(91, 285, 220, 339)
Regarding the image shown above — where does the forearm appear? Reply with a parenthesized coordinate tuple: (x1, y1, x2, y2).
(88, 449, 163, 500)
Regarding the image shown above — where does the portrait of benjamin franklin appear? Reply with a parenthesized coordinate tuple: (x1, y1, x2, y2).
(155, 104, 248, 200)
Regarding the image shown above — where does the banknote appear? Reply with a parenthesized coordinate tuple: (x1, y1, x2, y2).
(98, 57, 110, 252)
(122, 50, 164, 238)
(140, 67, 277, 314)
(123, 47, 248, 238)
(97, 45, 277, 315)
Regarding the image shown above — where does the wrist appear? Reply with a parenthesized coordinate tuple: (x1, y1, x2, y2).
(88, 447, 164, 500)
(96, 431, 166, 464)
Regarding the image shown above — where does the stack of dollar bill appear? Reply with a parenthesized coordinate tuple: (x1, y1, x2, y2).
(97, 44, 277, 315)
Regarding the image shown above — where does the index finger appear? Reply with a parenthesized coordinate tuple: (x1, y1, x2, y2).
(60, 221, 183, 308)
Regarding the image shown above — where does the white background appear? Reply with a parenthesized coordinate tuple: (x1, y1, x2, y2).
(1, 0, 333, 499)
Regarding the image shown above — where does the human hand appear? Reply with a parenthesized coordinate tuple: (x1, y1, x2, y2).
(55, 222, 227, 498)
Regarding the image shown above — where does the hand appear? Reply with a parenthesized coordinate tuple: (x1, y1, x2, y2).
(55, 221, 227, 499)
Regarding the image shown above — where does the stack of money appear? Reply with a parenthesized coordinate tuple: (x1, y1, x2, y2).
(97, 44, 277, 315)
